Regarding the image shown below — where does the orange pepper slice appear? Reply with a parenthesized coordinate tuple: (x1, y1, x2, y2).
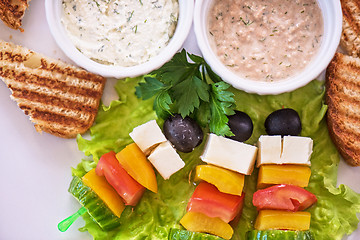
(116, 143, 158, 193)
(82, 169, 125, 218)
(257, 164, 311, 189)
(254, 210, 311, 231)
(180, 212, 234, 240)
(194, 165, 244, 196)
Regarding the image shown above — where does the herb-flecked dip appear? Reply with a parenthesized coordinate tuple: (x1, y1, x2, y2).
(61, 0, 178, 67)
(208, 0, 324, 82)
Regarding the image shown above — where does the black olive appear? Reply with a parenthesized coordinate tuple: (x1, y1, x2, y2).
(227, 110, 253, 142)
(163, 114, 203, 153)
(265, 108, 302, 136)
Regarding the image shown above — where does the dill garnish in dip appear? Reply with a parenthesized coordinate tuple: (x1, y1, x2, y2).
(61, 0, 178, 67)
(207, 0, 323, 82)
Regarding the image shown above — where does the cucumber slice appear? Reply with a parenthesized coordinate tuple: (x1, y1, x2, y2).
(246, 230, 314, 240)
(68, 175, 121, 231)
(169, 228, 225, 240)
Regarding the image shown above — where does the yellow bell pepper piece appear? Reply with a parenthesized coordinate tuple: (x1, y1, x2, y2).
(254, 210, 311, 231)
(116, 143, 158, 193)
(257, 164, 311, 189)
(194, 165, 244, 196)
(180, 212, 234, 240)
(82, 169, 125, 218)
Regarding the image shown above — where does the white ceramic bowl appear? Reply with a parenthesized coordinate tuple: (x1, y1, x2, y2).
(194, 0, 342, 95)
(45, 0, 194, 78)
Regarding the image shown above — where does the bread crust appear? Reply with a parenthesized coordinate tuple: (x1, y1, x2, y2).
(0, 40, 106, 138)
(0, 0, 30, 31)
(325, 52, 360, 166)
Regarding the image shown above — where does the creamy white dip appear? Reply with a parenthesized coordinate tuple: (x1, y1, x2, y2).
(208, 0, 323, 82)
(62, 0, 178, 67)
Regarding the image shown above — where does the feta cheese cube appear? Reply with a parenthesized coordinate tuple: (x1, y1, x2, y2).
(280, 136, 313, 166)
(200, 133, 258, 175)
(148, 141, 185, 180)
(257, 135, 282, 167)
(129, 120, 167, 155)
(256, 135, 313, 167)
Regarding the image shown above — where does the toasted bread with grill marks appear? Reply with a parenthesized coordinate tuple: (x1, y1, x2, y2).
(325, 52, 360, 166)
(0, 40, 106, 138)
(0, 0, 30, 31)
(340, 0, 360, 57)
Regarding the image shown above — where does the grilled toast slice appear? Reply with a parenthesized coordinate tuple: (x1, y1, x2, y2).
(0, 0, 30, 31)
(340, 0, 360, 57)
(325, 52, 360, 166)
(0, 40, 106, 138)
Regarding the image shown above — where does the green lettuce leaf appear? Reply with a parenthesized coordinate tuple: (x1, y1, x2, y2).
(73, 78, 360, 240)
(77, 77, 158, 162)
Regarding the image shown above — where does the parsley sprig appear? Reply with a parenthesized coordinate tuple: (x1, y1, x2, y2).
(135, 50, 236, 136)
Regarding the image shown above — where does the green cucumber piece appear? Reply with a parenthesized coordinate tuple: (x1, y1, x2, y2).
(68, 175, 120, 231)
(246, 230, 314, 240)
(169, 228, 225, 240)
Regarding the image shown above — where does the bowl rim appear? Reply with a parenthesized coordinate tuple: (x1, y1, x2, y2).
(194, 0, 343, 95)
(45, 0, 194, 78)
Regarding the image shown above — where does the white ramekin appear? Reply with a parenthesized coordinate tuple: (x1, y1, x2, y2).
(45, 0, 194, 78)
(194, 0, 342, 95)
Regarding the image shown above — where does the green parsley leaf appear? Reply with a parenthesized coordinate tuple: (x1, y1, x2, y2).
(172, 75, 209, 117)
(135, 77, 167, 100)
(151, 49, 200, 86)
(194, 101, 211, 128)
(205, 63, 222, 83)
(211, 81, 235, 108)
(187, 52, 205, 64)
(135, 50, 236, 136)
(209, 82, 235, 136)
(153, 91, 173, 119)
(135, 77, 172, 118)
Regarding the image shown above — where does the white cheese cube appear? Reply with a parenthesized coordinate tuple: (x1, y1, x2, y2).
(280, 136, 313, 165)
(129, 120, 167, 155)
(200, 133, 258, 175)
(256, 135, 282, 167)
(148, 141, 185, 180)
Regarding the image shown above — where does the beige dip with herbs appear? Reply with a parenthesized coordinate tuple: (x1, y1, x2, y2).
(208, 0, 323, 82)
(62, 0, 178, 67)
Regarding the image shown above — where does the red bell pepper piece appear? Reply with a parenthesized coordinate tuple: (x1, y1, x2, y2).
(96, 151, 145, 206)
(252, 184, 317, 211)
(187, 182, 244, 223)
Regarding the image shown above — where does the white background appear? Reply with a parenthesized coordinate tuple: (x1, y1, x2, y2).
(0, 1, 359, 239)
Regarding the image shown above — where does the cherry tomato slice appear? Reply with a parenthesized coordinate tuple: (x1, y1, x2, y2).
(187, 182, 244, 223)
(252, 184, 317, 211)
(96, 151, 145, 206)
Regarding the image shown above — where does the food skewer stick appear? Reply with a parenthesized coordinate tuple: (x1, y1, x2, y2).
(58, 207, 87, 232)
